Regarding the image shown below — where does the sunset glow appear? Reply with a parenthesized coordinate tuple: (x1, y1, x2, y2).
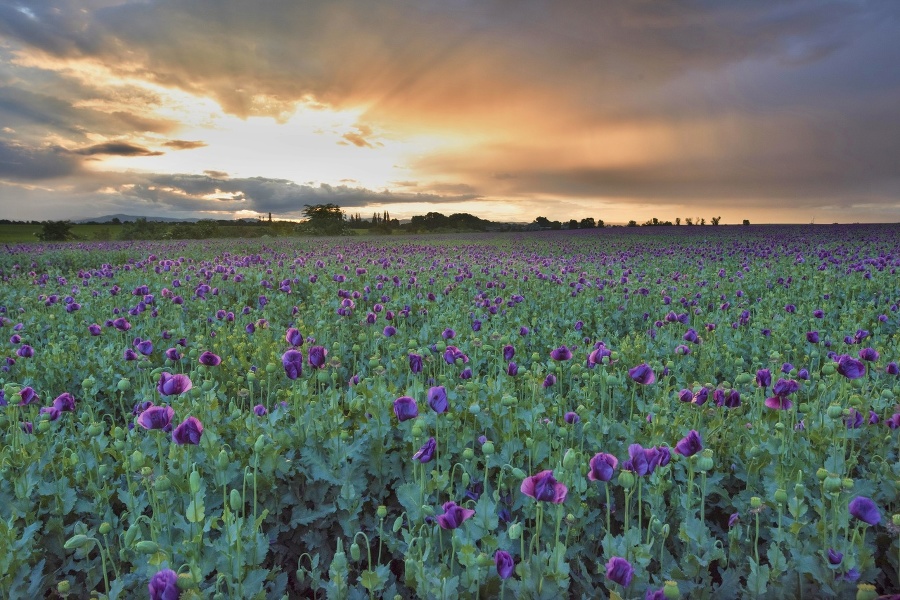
(1, 1, 898, 224)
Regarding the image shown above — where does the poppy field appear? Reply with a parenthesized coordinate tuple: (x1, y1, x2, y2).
(1, 224, 899, 599)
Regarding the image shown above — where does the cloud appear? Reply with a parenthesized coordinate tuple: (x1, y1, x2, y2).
(71, 141, 163, 156)
(113, 173, 480, 216)
(203, 169, 228, 178)
(163, 139, 207, 150)
(0, 139, 81, 180)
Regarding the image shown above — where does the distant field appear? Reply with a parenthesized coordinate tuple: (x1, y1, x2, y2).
(0, 223, 125, 244)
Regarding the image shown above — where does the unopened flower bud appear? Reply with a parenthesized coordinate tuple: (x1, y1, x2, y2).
(229, 489, 242, 513)
(98, 522, 112, 535)
(827, 404, 843, 419)
(816, 468, 828, 481)
(562, 448, 577, 470)
(663, 580, 680, 600)
(462, 448, 475, 461)
(154, 476, 172, 492)
(189, 470, 201, 494)
(774, 489, 788, 504)
(135, 540, 159, 555)
(856, 584, 877, 600)
(750, 496, 762, 509)
(350, 542, 361, 561)
(841, 478, 854, 491)
(57, 581, 71, 594)
(508, 522, 523, 540)
(618, 471, 636, 489)
(377, 506, 387, 519)
(823, 474, 842, 494)
(177, 572, 196, 590)
(217, 449, 229, 470)
(482, 441, 495, 455)
(393, 516, 404, 532)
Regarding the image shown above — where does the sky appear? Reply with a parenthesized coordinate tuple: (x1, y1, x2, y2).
(1, 0, 899, 225)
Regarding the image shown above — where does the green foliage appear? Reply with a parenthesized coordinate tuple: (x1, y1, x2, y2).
(36, 220, 74, 241)
(300, 203, 352, 236)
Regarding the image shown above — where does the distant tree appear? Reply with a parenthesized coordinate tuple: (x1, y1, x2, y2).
(36, 220, 74, 241)
(93, 227, 113, 241)
(675, 217, 681, 226)
(700, 218, 706, 226)
(550, 220, 562, 230)
(596, 219, 604, 228)
(743, 219, 750, 226)
(533, 216, 551, 229)
(111, 217, 121, 225)
(627, 220, 638, 227)
(301, 204, 350, 235)
(568, 219, 579, 230)
(580, 217, 596, 229)
(711, 216, 721, 225)
(685, 218, 693, 226)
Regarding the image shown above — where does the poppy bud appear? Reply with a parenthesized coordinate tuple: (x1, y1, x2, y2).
(816, 468, 828, 481)
(563, 448, 577, 470)
(350, 543, 361, 561)
(377, 505, 388, 519)
(482, 441, 495, 455)
(501, 394, 516, 406)
(254, 435, 266, 454)
(229, 489, 242, 513)
(202, 380, 215, 392)
(663, 580, 680, 600)
(140, 466, 153, 477)
(892, 514, 900, 527)
(190, 470, 201, 494)
(468, 403, 480, 414)
(177, 572, 196, 590)
(64, 534, 92, 550)
(822, 363, 836, 375)
(393, 516, 404, 532)
(618, 471, 636, 489)
(88, 422, 103, 436)
(827, 404, 843, 419)
(508, 522, 523, 540)
(525, 437, 533, 449)
(117, 378, 131, 392)
(794, 484, 806, 499)
(38, 420, 51, 432)
(856, 584, 877, 600)
(823, 474, 842, 493)
(405, 559, 417, 585)
(461, 472, 470, 488)
(411, 423, 423, 438)
(421, 505, 434, 516)
(697, 454, 714, 472)
(154, 476, 172, 492)
(57, 581, 71, 594)
(774, 489, 787, 504)
(462, 448, 475, 461)
(750, 496, 762, 509)
(135, 540, 159, 555)
(511, 467, 527, 480)
(217, 450, 229, 470)
(661, 524, 670, 537)
(842, 478, 854, 490)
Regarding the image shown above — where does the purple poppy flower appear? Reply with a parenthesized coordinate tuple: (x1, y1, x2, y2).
(813, 309, 824, 319)
(137, 339, 153, 356)
(756, 369, 771, 389)
(858, 347, 879, 362)
(724, 389, 741, 408)
(16, 344, 34, 358)
(827, 548, 843, 566)
(409, 353, 423, 374)
(172, 416, 203, 445)
(459, 367, 472, 379)
(383, 326, 397, 337)
(198, 351, 221, 366)
(502, 344, 515, 362)
(307, 346, 327, 369)
(443, 345, 469, 364)
(88, 323, 102, 336)
(677, 389, 693, 403)
(253, 404, 268, 416)
(683, 329, 699, 343)
(888, 413, 900, 429)
(542, 373, 556, 388)
(772, 379, 799, 396)
(427, 386, 448, 413)
(764, 395, 793, 410)
(806, 331, 819, 344)
(282, 349, 303, 380)
(836, 355, 865, 379)
(412, 437, 436, 463)
(112, 317, 131, 331)
(52, 392, 76, 412)
(137, 405, 175, 430)
(436, 501, 475, 529)
(674, 430, 703, 457)
(781, 362, 794, 374)
(520, 470, 567, 503)
(692, 388, 709, 406)
(165, 347, 181, 361)
(148, 568, 180, 600)
(442, 328, 456, 340)
(587, 453, 618, 482)
(842, 567, 860, 582)
(887, 362, 899, 375)
(18, 386, 39, 405)
(845, 408, 864, 429)
(495, 550, 514, 580)
(628, 363, 655, 385)
(550, 346, 572, 361)
(40, 406, 61, 421)
(564, 411, 580, 424)
(21, 421, 33, 434)
(285, 327, 304, 347)
(245, 323, 256, 334)
(848, 496, 880, 525)
(605, 556, 634, 587)
(797, 369, 809, 380)
(393, 396, 418, 422)
(123, 348, 138, 361)
(728, 513, 740, 528)
(157, 372, 192, 396)
(507, 362, 518, 376)
(520, 326, 529, 336)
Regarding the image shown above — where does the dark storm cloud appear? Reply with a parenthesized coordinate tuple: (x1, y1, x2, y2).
(0, 139, 80, 180)
(72, 142, 163, 156)
(121, 173, 479, 215)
